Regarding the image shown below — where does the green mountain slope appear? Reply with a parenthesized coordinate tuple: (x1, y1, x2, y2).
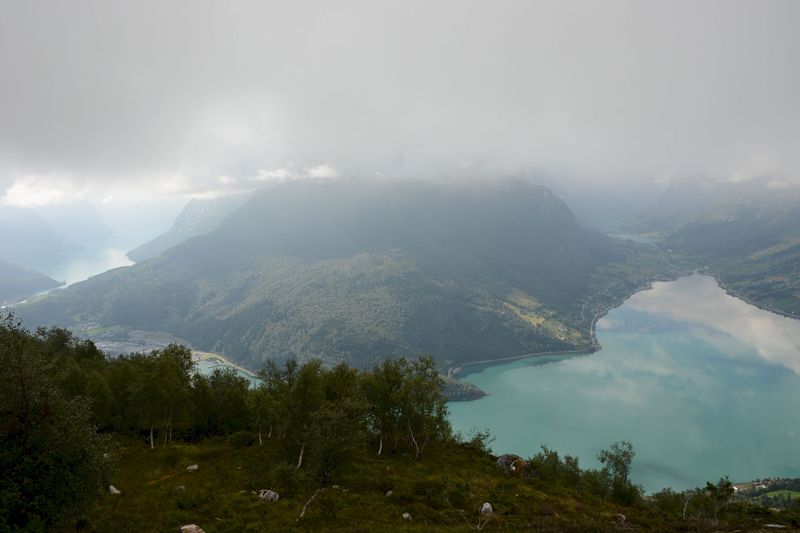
(20, 179, 659, 369)
(629, 178, 800, 316)
(0, 260, 62, 304)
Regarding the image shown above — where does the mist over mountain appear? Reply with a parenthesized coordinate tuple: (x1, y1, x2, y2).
(128, 193, 249, 262)
(0, 260, 61, 305)
(19, 179, 657, 369)
(0, 206, 73, 267)
(630, 178, 800, 315)
(34, 200, 112, 250)
(539, 175, 663, 232)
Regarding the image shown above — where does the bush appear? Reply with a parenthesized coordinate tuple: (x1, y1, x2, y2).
(162, 448, 181, 468)
(460, 428, 494, 454)
(229, 431, 256, 448)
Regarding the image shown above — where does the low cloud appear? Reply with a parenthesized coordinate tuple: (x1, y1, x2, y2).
(1, 0, 799, 204)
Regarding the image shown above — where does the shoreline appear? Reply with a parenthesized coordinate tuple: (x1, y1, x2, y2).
(448, 276, 672, 378)
(193, 350, 260, 380)
(450, 270, 800, 381)
(711, 273, 800, 321)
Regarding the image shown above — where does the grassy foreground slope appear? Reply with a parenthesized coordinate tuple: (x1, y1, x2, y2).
(91, 438, 663, 532)
(91, 437, 800, 532)
(20, 179, 669, 370)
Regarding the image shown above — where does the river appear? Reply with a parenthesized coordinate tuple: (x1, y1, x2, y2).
(449, 274, 800, 492)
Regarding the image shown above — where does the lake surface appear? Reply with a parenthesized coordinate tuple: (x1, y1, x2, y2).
(195, 356, 261, 387)
(35, 247, 134, 286)
(449, 274, 800, 492)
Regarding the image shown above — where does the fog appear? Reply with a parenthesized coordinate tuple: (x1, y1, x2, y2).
(1, 0, 799, 209)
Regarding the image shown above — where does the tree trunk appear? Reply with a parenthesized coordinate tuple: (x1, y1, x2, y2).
(296, 443, 305, 469)
(378, 435, 383, 456)
(19, 374, 30, 454)
(149, 426, 154, 449)
(408, 421, 420, 458)
(298, 488, 323, 520)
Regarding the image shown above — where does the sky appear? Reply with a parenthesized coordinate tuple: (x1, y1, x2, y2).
(1, 0, 799, 208)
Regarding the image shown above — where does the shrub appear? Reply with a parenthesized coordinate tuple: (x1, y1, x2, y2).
(229, 431, 256, 448)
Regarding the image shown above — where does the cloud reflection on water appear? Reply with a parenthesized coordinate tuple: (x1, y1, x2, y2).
(622, 274, 800, 373)
(450, 274, 800, 491)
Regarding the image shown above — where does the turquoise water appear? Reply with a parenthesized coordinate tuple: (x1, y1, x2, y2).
(449, 274, 800, 492)
(195, 358, 261, 387)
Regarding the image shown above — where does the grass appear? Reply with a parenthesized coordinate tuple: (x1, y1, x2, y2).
(766, 490, 800, 500)
(81, 435, 800, 532)
(87, 436, 657, 532)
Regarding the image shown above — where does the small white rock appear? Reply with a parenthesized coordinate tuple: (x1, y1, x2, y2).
(186, 464, 199, 472)
(180, 525, 205, 533)
(385, 490, 393, 497)
(402, 512, 412, 521)
(258, 489, 280, 502)
(480, 502, 494, 515)
(108, 485, 121, 495)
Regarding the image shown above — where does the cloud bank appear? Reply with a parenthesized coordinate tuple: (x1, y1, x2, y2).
(1, 0, 799, 205)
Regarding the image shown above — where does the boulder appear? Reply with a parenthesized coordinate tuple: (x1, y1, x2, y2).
(402, 512, 412, 521)
(179, 525, 205, 533)
(480, 502, 493, 515)
(258, 489, 280, 502)
(108, 485, 121, 495)
(186, 464, 199, 472)
(495, 454, 525, 475)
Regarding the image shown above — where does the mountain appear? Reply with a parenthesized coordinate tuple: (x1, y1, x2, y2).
(629, 177, 800, 316)
(0, 206, 74, 267)
(34, 200, 112, 250)
(540, 175, 662, 232)
(0, 260, 62, 305)
(19, 179, 660, 369)
(127, 194, 249, 262)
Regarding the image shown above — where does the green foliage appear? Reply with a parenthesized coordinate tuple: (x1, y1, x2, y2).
(597, 441, 641, 505)
(529, 446, 583, 488)
(2, 318, 793, 531)
(459, 428, 494, 454)
(229, 430, 256, 449)
(705, 476, 735, 524)
(0, 315, 111, 530)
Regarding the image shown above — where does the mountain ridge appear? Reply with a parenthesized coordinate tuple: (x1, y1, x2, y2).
(20, 179, 662, 368)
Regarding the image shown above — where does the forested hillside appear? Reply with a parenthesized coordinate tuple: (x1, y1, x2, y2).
(19, 179, 666, 370)
(2, 317, 795, 531)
